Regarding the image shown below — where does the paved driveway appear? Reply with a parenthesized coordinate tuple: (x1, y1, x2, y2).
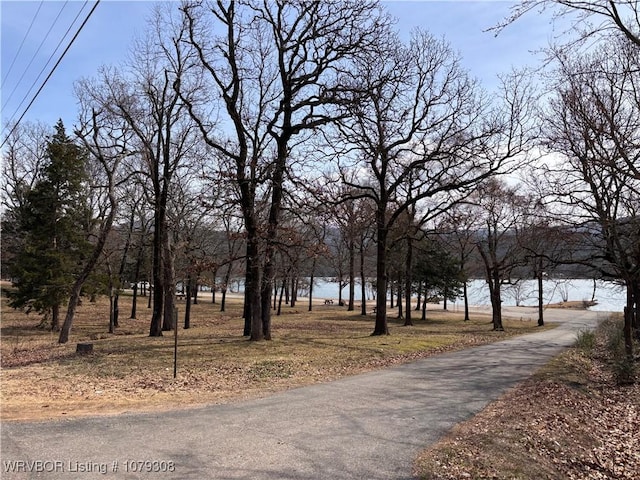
(1, 307, 606, 480)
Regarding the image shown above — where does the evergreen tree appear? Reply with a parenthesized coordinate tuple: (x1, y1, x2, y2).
(413, 239, 463, 318)
(8, 120, 91, 330)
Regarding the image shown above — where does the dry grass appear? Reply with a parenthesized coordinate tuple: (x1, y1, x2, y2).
(1, 286, 545, 421)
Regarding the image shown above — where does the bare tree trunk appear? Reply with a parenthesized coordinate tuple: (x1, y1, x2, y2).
(108, 262, 116, 334)
(112, 294, 120, 329)
(244, 236, 262, 339)
(149, 201, 165, 336)
(623, 283, 635, 358)
(59, 191, 117, 343)
(372, 220, 389, 336)
(477, 241, 504, 331)
(273, 281, 278, 310)
(258, 139, 288, 341)
(308, 259, 317, 312)
(220, 261, 233, 312)
(290, 276, 297, 308)
(51, 303, 60, 332)
(193, 280, 198, 305)
(397, 277, 403, 319)
(360, 238, 367, 316)
(277, 276, 288, 316)
(220, 287, 227, 312)
(260, 272, 273, 340)
(184, 277, 192, 329)
(421, 284, 427, 321)
(109, 290, 115, 334)
(150, 269, 163, 335)
(404, 236, 413, 326)
(348, 239, 355, 311)
(490, 273, 504, 331)
(162, 232, 176, 332)
(632, 281, 639, 341)
(131, 283, 139, 319)
(537, 267, 544, 327)
(163, 290, 175, 331)
(463, 281, 469, 322)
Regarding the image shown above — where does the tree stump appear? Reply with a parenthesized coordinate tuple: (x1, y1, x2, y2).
(76, 343, 93, 354)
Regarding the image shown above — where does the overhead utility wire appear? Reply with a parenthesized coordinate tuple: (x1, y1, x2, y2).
(4, 1, 90, 128)
(3, 1, 70, 108)
(0, 0, 101, 149)
(1, 0, 45, 89)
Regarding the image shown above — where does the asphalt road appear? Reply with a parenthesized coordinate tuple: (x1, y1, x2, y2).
(1, 307, 606, 480)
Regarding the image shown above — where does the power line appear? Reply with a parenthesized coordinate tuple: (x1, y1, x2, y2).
(1, 0, 101, 149)
(2, 1, 70, 109)
(4, 1, 91, 129)
(1, 0, 45, 89)
(0, 0, 101, 148)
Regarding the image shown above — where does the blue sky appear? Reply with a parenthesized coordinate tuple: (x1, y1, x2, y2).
(1, 1, 559, 135)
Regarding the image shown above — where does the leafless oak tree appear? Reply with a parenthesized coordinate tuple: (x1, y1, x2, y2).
(56, 88, 134, 343)
(1, 122, 51, 279)
(542, 40, 640, 355)
(498, 1, 640, 48)
(333, 30, 535, 335)
(179, 0, 389, 340)
(87, 6, 201, 336)
(472, 179, 530, 331)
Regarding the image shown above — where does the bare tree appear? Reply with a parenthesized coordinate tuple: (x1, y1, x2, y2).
(179, 0, 270, 339)
(500, 1, 640, 47)
(1, 121, 51, 279)
(320, 179, 377, 310)
(473, 179, 530, 331)
(502, 2, 639, 347)
(501, 2, 640, 184)
(437, 204, 480, 321)
(127, 188, 153, 320)
(514, 188, 568, 326)
(57, 93, 134, 343)
(542, 40, 640, 355)
(334, 30, 535, 335)
(88, 6, 201, 336)
(1, 121, 50, 211)
(111, 180, 147, 325)
(167, 170, 211, 328)
(179, 0, 388, 340)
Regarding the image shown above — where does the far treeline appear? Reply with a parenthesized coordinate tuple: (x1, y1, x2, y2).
(1, 1, 638, 357)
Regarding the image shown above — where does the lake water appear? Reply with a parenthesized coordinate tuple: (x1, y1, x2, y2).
(307, 278, 627, 312)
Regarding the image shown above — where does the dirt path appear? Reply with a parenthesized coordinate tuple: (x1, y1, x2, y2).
(0, 309, 604, 480)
